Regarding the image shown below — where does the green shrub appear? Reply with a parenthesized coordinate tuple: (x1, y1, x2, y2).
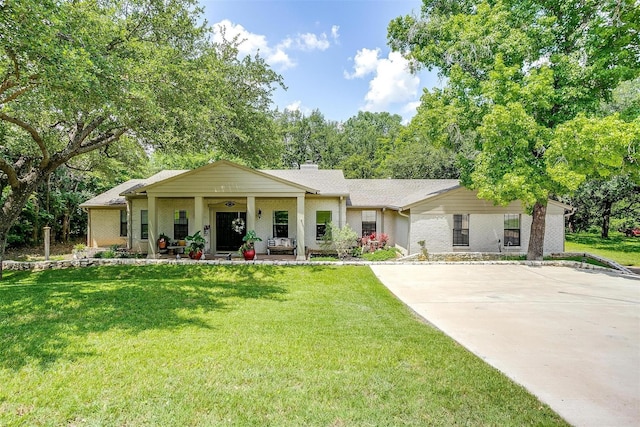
(362, 248, 399, 261)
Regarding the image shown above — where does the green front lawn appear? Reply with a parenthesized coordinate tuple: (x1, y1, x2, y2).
(0, 265, 565, 426)
(566, 232, 640, 266)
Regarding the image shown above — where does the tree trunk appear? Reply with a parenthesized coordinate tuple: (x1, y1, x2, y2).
(527, 201, 547, 261)
(62, 209, 70, 243)
(601, 200, 612, 238)
(0, 227, 8, 281)
(0, 182, 42, 280)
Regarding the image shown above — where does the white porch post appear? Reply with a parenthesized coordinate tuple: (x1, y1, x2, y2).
(296, 195, 305, 260)
(126, 199, 132, 249)
(194, 196, 204, 233)
(246, 196, 256, 232)
(147, 195, 157, 258)
(194, 196, 205, 252)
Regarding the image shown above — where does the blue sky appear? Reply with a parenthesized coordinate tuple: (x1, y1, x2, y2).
(201, 0, 441, 122)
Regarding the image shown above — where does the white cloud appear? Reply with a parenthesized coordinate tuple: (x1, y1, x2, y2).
(345, 49, 420, 112)
(331, 25, 340, 43)
(285, 100, 302, 112)
(344, 48, 380, 79)
(364, 52, 420, 111)
(296, 32, 330, 51)
(213, 19, 295, 70)
(213, 20, 337, 71)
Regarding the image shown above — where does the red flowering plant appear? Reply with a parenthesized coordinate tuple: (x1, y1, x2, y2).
(361, 232, 389, 252)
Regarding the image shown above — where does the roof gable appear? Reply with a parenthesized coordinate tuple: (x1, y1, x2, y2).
(135, 160, 317, 195)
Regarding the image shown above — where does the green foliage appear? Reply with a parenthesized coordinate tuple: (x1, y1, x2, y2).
(185, 231, 206, 253)
(361, 247, 400, 261)
(0, 0, 284, 266)
(547, 115, 640, 188)
(0, 265, 566, 425)
(239, 230, 262, 253)
(564, 176, 640, 237)
(388, 0, 640, 258)
(321, 223, 358, 258)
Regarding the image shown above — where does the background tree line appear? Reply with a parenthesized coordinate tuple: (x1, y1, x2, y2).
(12, 73, 638, 248)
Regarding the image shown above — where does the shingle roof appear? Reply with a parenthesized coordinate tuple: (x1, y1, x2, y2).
(262, 168, 350, 195)
(81, 164, 459, 209)
(79, 180, 143, 208)
(347, 179, 460, 209)
(80, 170, 187, 208)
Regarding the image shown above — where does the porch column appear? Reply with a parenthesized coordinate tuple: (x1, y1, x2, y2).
(246, 196, 256, 232)
(147, 195, 157, 258)
(194, 196, 204, 233)
(296, 195, 305, 260)
(126, 199, 133, 249)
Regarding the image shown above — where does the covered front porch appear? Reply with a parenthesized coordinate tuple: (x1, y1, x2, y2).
(143, 195, 307, 261)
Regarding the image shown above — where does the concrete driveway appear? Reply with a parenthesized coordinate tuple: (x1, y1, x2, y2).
(370, 264, 640, 427)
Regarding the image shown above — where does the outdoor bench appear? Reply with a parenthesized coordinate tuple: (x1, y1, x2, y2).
(266, 238, 297, 256)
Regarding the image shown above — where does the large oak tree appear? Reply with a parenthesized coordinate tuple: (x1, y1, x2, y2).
(0, 0, 282, 275)
(389, 0, 639, 259)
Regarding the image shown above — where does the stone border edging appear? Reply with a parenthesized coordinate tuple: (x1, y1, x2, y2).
(2, 257, 638, 279)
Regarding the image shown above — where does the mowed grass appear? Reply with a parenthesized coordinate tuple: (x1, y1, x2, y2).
(566, 232, 640, 266)
(0, 265, 566, 426)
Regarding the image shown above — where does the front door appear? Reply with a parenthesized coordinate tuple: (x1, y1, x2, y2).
(216, 212, 246, 251)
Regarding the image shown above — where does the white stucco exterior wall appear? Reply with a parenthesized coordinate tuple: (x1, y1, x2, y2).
(157, 198, 195, 241)
(410, 211, 566, 255)
(252, 198, 297, 254)
(88, 209, 126, 248)
(410, 214, 450, 254)
(130, 199, 148, 253)
(304, 198, 341, 250)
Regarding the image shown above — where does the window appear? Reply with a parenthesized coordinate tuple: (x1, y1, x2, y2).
(316, 211, 332, 239)
(174, 210, 189, 240)
(453, 214, 469, 246)
(504, 214, 521, 246)
(361, 210, 376, 237)
(141, 210, 148, 240)
(120, 210, 127, 237)
(273, 211, 288, 237)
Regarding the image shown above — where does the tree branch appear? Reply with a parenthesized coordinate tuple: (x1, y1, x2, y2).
(53, 127, 128, 170)
(0, 112, 50, 164)
(0, 85, 34, 105)
(0, 157, 20, 188)
(71, 116, 106, 148)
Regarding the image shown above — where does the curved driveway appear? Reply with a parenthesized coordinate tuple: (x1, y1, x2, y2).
(370, 264, 640, 427)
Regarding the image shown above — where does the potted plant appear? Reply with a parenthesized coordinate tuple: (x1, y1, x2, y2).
(239, 230, 262, 260)
(158, 233, 170, 250)
(186, 230, 206, 260)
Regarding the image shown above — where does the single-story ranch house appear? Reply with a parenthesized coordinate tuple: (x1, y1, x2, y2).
(80, 160, 569, 260)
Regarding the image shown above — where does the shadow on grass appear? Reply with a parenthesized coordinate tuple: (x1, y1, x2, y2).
(0, 265, 288, 370)
(566, 233, 640, 254)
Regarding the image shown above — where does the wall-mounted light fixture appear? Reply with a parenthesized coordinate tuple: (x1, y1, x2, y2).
(258, 209, 262, 219)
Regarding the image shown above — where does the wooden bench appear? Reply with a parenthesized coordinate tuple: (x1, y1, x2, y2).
(266, 238, 296, 256)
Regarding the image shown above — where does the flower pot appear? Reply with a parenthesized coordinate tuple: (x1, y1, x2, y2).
(242, 249, 255, 261)
(189, 250, 203, 260)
